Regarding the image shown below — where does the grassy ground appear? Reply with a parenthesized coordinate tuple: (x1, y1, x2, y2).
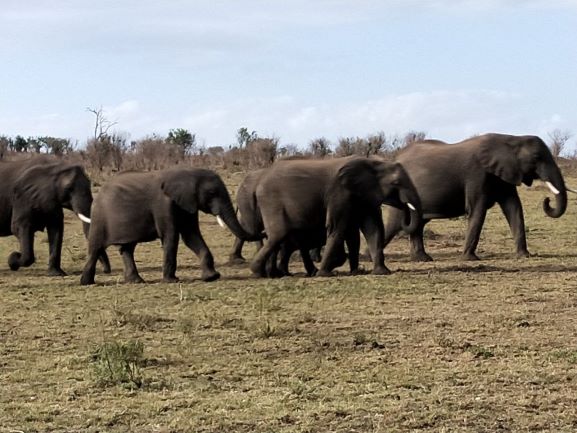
(1, 171, 577, 432)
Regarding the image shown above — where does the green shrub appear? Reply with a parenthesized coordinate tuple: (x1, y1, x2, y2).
(91, 339, 145, 389)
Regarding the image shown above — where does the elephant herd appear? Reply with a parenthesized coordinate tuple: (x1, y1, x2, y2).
(0, 133, 570, 285)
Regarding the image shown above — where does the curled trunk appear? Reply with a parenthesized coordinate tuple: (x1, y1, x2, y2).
(399, 189, 422, 235)
(541, 164, 567, 218)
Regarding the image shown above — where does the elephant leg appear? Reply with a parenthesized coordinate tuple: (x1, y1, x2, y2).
(80, 245, 105, 285)
(251, 234, 285, 278)
(47, 220, 66, 276)
(498, 193, 530, 258)
(180, 216, 220, 282)
(98, 250, 112, 274)
(317, 225, 347, 277)
(265, 246, 284, 278)
(359, 210, 391, 275)
(345, 228, 360, 274)
(409, 219, 433, 262)
(161, 229, 180, 283)
(228, 237, 246, 264)
(276, 241, 295, 277)
(300, 247, 318, 277)
(8, 225, 35, 271)
(309, 247, 322, 263)
(383, 208, 403, 247)
(120, 243, 145, 284)
(462, 205, 488, 261)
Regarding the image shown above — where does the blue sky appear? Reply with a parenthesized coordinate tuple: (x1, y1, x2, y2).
(1, 0, 576, 149)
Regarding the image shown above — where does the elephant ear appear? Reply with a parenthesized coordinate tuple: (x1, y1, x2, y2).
(55, 165, 87, 199)
(13, 163, 62, 212)
(337, 158, 382, 206)
(477, 138, 522, 185)
(160, 170, 198, 214)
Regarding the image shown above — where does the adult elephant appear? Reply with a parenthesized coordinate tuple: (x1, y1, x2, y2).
(0, 156, 110, 275)
(228, 168, 267, 264)
(250, 156, 422, 277)
(80, 167, 262, 285)
(228, 167, 338, 277)
(383, 133, 568, 261)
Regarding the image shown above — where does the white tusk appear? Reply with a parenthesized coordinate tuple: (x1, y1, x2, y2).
(566, 186, 577, 194)
(407, 202, 416, 211)
(77, 213, 91, 224)
(545, 181, 560, 195)
(216, 216, 226, 228)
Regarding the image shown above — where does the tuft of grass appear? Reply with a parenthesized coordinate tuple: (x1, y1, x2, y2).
(91, 339, 145, 389)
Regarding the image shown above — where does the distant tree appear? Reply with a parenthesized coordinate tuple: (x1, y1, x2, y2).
(167, 128, 196, 156)
(548, 129, 572, 158)
(237, 127, 258, 148)
(247, 136, 278, 168)
(0, 135, 11, 159)
(308, 137, 332, 158)
(11, 136, 28, 152)
(39, 136, 74, 155)
(278, 144, 302, 158)
(365, 132, 386, 156)
(87, 106, 118, 140)
(403, 131, 427, 146)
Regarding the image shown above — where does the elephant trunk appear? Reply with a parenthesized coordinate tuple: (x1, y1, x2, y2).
(217, 199, 264, 241)
(540, 163, 567, 218)
(399, 187, 422, 235)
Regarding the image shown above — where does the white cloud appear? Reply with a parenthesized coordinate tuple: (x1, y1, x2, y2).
(1, 91, 575, 149)
(173, 90, 564, 146)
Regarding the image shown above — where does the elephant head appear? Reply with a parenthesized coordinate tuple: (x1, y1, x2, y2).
(13, 162, 94, 224)
(477, 134, 567, 218)
(160, 168, 262, 241)
(337, 158, 422, 233)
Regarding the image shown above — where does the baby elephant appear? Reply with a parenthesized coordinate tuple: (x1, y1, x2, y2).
(80, 167, 260, 285)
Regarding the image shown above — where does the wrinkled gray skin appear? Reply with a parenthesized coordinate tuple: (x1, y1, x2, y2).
(0, 156, 110, 276)
(250, 156, 422, 277)
(384, 133, 567, 261)
(80, 167, 261, 285)
(230, 168, 346, 277)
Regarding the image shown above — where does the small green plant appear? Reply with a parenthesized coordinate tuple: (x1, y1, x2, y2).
(255, 318, 277, 338)
(92, 339, 145, 389)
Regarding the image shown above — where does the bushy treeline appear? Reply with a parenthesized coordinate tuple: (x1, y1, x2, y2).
(1, 127, 574, 177)
(0, 128, 427, 174)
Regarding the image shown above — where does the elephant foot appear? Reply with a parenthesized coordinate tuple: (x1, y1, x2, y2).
(125, 274, 145, 284)
(201, 270, 221, 282)
(305, 266, 318, 277)
(8, 252, 21, 271)
(80, 274, 95, 286)
(47, 267, 67, 277)
(163, 275, 179, 283)
(462, 252, 480, 261)
(516, 249, 531, 259)
(371, 266, 392, 276)
(266, 268, 284, 278)
(228, 255, 246, 265)
(411, 252, 433, 262)
(316, 269, 336, 277)
(350, 267, 367, 276)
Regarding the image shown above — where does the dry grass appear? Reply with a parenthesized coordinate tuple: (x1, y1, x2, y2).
(1, 171, 577, 432)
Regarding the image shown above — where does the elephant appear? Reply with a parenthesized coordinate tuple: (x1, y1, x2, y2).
(383, 133, 568, 261)
(229, 167, 345, 277)
(0, 156, 110, 276)
(250, 156, 422, 277)
(80, 167, 262, 285)
(228, 168, 267, 264)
